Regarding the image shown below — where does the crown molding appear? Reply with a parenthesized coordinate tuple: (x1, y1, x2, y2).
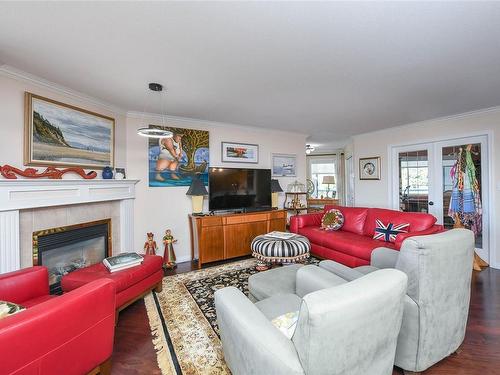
(0, 64, 126, 115)
(353, 104, 500, 139)
(126, 110, 310, 137)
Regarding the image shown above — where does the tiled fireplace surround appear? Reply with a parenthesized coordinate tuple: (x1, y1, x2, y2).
(0, 179, 139, 273)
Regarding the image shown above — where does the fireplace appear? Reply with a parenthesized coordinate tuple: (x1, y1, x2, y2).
(33, 219, 111, 294)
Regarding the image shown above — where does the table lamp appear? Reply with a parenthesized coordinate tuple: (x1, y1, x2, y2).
(322, 175, 336, 198)
(186, 174, 208, 215)
(271, 179, 283, 209)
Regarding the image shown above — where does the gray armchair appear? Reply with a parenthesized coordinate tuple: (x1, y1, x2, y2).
(319, 228, 475, 374)
(215, 268, 408, 375)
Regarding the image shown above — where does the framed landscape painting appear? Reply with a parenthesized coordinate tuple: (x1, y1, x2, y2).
(221, 142, 258, 163)
(272, 153, 296, 177)
(148, 125, 209, 187)
(24, 92, 114, 168)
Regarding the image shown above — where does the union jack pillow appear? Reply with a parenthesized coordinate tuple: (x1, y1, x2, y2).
(373, 219, 409, 243)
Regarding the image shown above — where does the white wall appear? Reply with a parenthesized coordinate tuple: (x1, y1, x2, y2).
(0, 70, 127, 170)
(0, 69, 307, 264)
(351, 108, 499, 268)
(126, 114, 307, 261)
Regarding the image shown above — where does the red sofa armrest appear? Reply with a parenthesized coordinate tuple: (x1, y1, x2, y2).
(0, 266, 49, 304)
(0, 278, 116, 375)
(394, 224, 445, 249)
(290, 212, 324, 233)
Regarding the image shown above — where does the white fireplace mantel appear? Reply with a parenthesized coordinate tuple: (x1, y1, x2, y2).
(0, 179, 139, 273)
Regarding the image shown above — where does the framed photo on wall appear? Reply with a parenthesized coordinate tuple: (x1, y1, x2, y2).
(272, 153, 297, 177)
(221, 141, 259, 163)
(359, 156, 381, 180)
(24, 92, 115, 168)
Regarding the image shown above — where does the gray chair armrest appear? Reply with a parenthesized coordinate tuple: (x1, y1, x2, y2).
(319, 260, 365, 281)
(295, 265, 347, 297)
(371, 247, 400, 269)
(214, 287, 304, 375)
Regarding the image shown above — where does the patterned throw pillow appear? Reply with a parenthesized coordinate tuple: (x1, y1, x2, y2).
(321, 209, 344, 231)
(373, 219, 409, 243)
(0, 301, 26, 320)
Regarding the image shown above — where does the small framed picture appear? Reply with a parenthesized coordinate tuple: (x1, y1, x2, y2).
(221, 142, 259, 163)
(272, 153, 297, 177)
(359, 157, 381, 180)
(114, 167, 126, 180)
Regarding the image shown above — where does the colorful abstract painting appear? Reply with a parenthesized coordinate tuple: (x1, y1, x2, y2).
(148, 125, 209, 187)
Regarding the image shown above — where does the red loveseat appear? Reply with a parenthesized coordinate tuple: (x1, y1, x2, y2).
(0, 266, 115, 375)
(290, 205, 444, 267)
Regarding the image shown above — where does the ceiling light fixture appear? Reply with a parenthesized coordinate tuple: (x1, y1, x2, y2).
(305, 144, 315, 154)
(136, 83, 173, 138)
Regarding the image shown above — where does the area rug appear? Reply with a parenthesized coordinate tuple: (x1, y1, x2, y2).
(144, 258, 318, 375)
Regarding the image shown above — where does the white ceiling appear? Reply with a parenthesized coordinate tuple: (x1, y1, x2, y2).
(1, 2, 500, 152)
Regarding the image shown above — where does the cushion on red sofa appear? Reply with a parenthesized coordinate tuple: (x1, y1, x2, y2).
(324, 205, 368, 235)
(373, 220, 409, 243)
(321, 230, 397, 261)
(61, 255, 163, 293)
(363, 208, 437, 237)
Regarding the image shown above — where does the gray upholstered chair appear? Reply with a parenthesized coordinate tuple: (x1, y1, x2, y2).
(319, 228, 475, 374)
(215, 268, 408, 375)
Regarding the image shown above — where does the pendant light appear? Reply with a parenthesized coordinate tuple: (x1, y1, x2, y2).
(136, 83, 173, 138)
(305, 144, 315, 154)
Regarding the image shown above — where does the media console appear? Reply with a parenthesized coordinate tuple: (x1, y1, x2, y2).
(189, 210, 286, 269)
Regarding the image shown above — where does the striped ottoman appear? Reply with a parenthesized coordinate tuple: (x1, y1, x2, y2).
(251, 233, 310, 271)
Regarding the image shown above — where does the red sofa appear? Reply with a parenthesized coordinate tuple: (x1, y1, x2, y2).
(0, 266, 115, 375)
(290, 205, 443, 267)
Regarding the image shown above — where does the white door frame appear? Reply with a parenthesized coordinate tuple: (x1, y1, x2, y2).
(388, 131, 495, 267)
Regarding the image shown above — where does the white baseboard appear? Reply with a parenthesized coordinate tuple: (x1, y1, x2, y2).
(176, 255, 193, 263)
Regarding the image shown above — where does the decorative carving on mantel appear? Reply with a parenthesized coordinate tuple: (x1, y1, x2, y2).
(0, 164, 97, 179)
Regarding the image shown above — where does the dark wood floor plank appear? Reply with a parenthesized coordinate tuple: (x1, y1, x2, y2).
(113, 262, 500, 375)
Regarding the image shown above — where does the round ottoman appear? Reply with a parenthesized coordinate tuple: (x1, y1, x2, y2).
(251, 233, 310, 271)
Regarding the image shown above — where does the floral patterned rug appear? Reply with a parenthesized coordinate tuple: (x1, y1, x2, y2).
(144, 257, 318, 375)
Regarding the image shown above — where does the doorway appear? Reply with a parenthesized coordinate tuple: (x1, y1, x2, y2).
(391, 135, 490, 261)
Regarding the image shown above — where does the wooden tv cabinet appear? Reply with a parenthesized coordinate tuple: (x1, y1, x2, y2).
(189, 210, 286, 269)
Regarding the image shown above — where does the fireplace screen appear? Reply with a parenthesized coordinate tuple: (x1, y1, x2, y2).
(33, 220, 111, 294)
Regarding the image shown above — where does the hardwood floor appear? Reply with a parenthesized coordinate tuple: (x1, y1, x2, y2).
(112, 263, 500, 375)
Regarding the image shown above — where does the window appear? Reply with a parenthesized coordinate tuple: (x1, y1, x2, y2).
(307, 156, 337, 198)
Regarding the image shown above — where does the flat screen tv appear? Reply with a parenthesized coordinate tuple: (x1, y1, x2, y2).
(209, 167, 271, 211)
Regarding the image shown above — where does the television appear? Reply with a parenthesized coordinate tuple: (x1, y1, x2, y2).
(209, 167, 272, 212)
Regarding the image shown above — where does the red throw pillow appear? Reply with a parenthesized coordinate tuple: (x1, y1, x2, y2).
(373, 219, 409, 243)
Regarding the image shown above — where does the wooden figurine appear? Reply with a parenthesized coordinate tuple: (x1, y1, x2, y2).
(143, 232, 158, 255)
(163, 229, 177, 269)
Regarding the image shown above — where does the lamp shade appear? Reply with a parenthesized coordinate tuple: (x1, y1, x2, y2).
(322, 175, 336, 185)
(270, 179, 283, 193)
(186, 175, 208, 196)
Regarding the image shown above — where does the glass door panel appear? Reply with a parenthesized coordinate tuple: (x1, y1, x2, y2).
(398, 150, 429, 213)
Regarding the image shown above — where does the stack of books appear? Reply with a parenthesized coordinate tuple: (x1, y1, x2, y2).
(103, 253, 143, 273)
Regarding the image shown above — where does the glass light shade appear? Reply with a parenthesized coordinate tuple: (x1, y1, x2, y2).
(287, 180, 306, 193)
(137, 127, 173, 138)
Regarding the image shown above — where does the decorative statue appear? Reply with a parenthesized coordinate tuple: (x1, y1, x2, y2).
(143, 232, 158, 255)
(163, 229, 177, 269)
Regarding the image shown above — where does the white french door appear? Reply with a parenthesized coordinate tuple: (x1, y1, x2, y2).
(391, 135, 490, 260)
